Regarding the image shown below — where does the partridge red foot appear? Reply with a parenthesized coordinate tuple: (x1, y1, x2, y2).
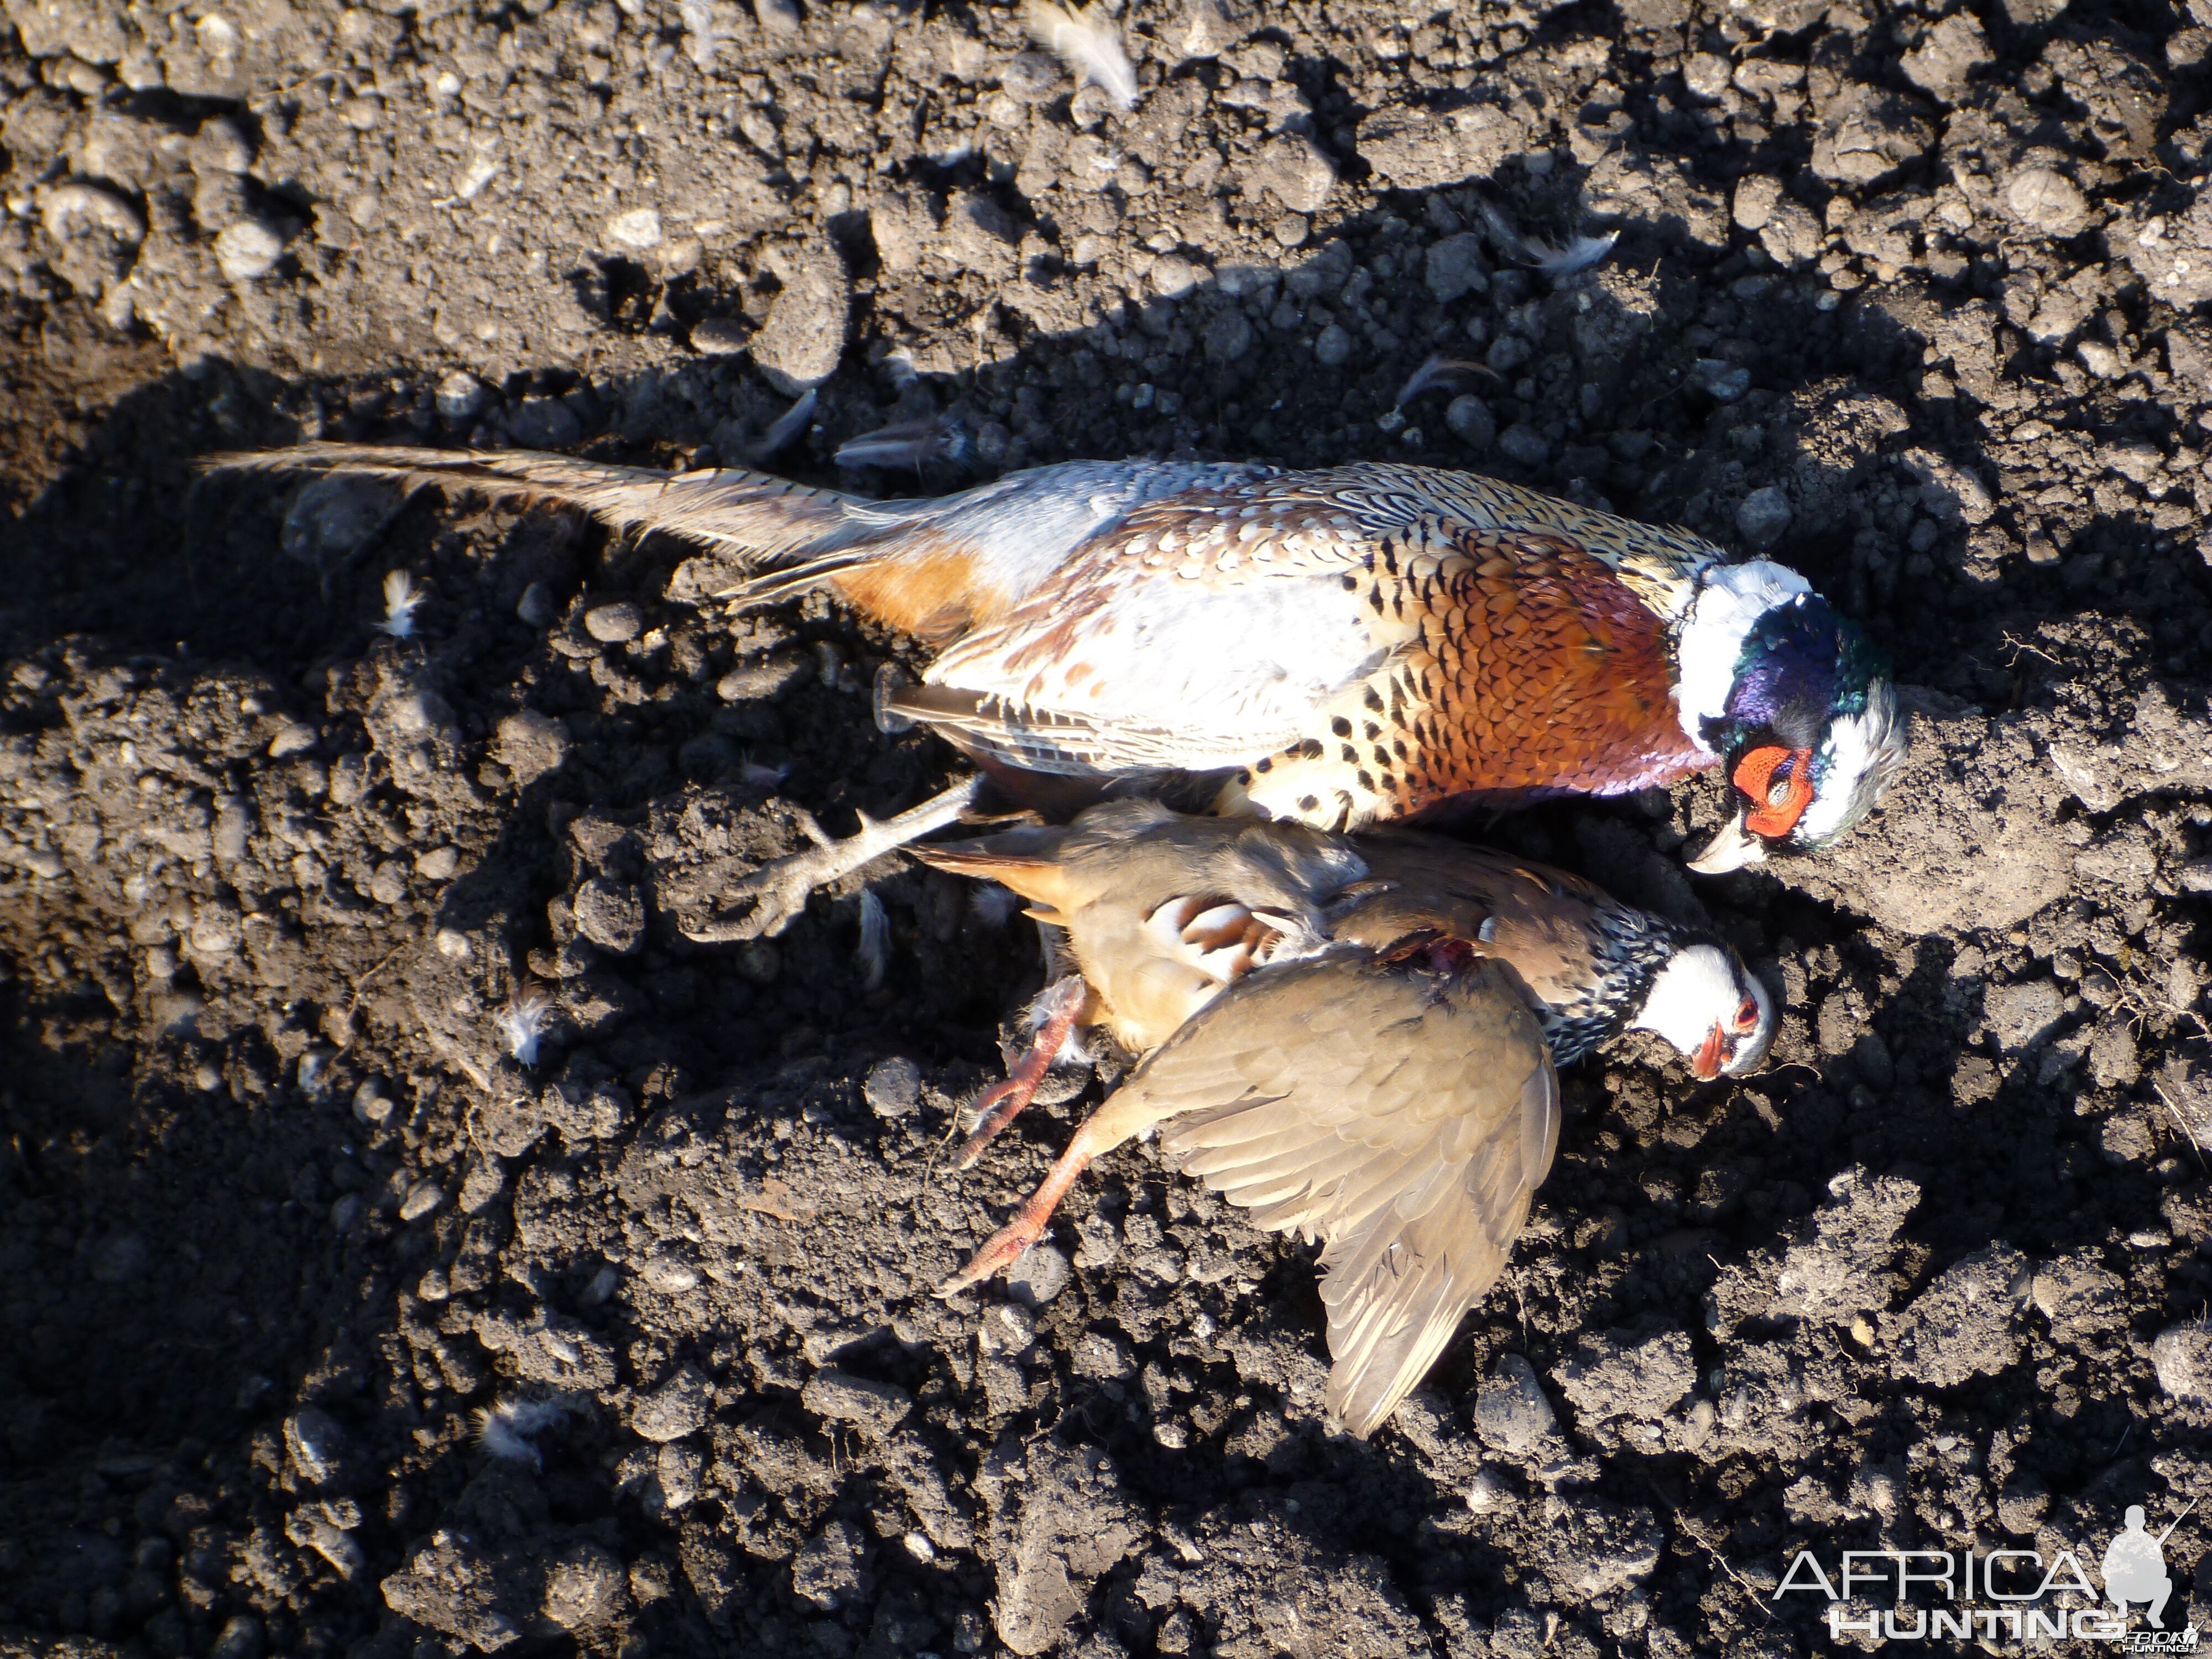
(209, 447, 1907, 935)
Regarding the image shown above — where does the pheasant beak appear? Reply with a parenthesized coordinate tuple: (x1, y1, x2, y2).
(1692, 1022, 1726, 1081)
(1688, 811, 1767, 875)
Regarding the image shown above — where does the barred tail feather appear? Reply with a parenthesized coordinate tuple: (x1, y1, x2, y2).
(201, 442, 864, 571)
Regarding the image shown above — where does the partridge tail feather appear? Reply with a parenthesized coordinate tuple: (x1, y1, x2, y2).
(202, 442, 863, 570)
(910, 836, 1082, 916)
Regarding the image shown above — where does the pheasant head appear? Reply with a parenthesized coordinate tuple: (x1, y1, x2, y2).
(1673, 563, 1907, 873)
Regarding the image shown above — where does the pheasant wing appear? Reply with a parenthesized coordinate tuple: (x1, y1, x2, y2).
(1136, 954, 1560, 1437)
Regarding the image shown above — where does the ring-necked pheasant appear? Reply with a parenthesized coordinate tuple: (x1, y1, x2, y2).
(911, 801, 1774, 1435)
(209, 446, 1906, 935)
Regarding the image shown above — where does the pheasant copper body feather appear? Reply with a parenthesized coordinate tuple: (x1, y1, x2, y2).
(207, 444, 1906, 935)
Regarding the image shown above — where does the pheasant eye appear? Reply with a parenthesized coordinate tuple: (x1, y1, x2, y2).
(1765, 760, 1796, 808)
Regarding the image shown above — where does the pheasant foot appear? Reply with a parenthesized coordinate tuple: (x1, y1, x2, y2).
(954, 977, 1089, 1171)
(684, 775, 984, 941)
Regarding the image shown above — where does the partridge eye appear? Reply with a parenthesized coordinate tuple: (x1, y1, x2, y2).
(1735, 995, 1760, 1030)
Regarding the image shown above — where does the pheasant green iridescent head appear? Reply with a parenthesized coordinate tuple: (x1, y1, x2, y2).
(1672, 562, 1907, 873)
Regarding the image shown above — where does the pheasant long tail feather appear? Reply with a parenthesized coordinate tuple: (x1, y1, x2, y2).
(201, 442, 863, 570)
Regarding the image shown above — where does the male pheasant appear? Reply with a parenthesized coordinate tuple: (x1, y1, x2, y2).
(212, 446, 1907, 934)
(911, 801, 1774, 1436)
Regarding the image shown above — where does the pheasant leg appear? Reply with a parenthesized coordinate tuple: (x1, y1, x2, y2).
(954, 977, 1089, 1171)
(684, 775, 984, 942)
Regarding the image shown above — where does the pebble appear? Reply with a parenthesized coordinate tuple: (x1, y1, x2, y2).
(1692, 359, 1752, 402)
(214, 219, 285, 281)
(801, 1368, 914, 1434)
(284, 1408, 345, 1484)
(90, 1231, 150, 1284)
(583, 601, 643, 643)
(1735, 486, 1793, 546)
(656, 1441, 703, 1508)
(414, 845, 460, 880)
(1245, 133, 1336, 215)
(863, 1056, 923, 1118)
(1472, 1353, 1557, 1455)
(435, 371, 487, 420)
(1496, 424, 1551, 467)
(191, 116, 253, 176)
(1444, 394, 1496, 450)
(604, 206, 662, 251)
(642, 1251, 700, 1293)
(691, 316, 749, 355)
(398, 1180, 444, 1222)
(493, 709, 570, 785)
(2005, 165, 2091, 237)
(750, 254, 849, 393)
(1313, 324, 1352, 367)
(1006, 1243, 1072, 1306)
(632, 1365, 712, 1441)
(517, 583, 557, 627)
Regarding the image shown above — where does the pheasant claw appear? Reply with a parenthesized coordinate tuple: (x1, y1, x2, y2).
(684, 776, 985, 941)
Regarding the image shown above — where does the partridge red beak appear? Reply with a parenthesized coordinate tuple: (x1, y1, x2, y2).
(1693, 1022, 1726, 1081)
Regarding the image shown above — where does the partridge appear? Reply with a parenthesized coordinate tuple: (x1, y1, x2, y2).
(916, 801, 1773, 1434)
(211, 446, 1906, 933)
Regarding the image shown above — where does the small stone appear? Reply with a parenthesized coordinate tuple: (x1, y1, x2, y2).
(1472, 1353, 1556, 1456)
(399, 1181, 444, 1222)
(655, 1441, 703, 1509)
(1313, 323, 1352, 367)
(415, 846, 460, 880)
(1497, 424, 1551, 467)
(1732, 175, 1781, 231)
(1445, 395, 1496, 450)
(1736, 486, 1793, 547)
(604, 206, 662, 250)
(801, 1369, 914, 1436)
(735, 939, 780, 985)
(516, 583, 557, 627)
(1423, 231, 1488, 302)
(863, 1056, 923, 1118)
(1692, 359, 1752, 401)
(1245, 133, 1336, 215)
(751, 254, 850, 393)
(691, 317, 749, 355)
(284, 1409, 346, 1484)
(435, 371, 487, 420)
(506, 396, 581, 448)
(642, 1252, 700, 1293)
(2004, 166, 2091, 237)
(267, 720, 319, 758)
(573, 877, 646, 954)
(1271, 213, 1310, 248)
(632, 1365, 711, 1442)
(190, 116, 253, 175)
(214, 218, 285, 281)
(1005, 1244, 1072, 1307)
(1001, 49, 1061, 102)
(583, 601, 643, 643)
(208, 1616, 263, 1659)
(494, 709, 570, 786)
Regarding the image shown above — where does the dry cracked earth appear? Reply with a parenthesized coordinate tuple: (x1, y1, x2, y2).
(2, 0, 2212, 1654)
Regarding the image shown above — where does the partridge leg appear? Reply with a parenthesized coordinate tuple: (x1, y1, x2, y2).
(936, 1089, 1159, 1297)
(684, 776, 984, 942)
(954, 976, 1089, 1171)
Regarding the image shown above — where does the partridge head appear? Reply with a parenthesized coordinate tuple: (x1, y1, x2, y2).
(208, 445, 1905, 930)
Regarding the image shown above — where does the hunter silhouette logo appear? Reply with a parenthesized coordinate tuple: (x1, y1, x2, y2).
(2104, 1505, 2191, 1632)
(1775, 1501, 2200, 1647)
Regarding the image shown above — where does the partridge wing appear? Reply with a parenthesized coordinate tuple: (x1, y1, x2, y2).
(1136, 955, 1561, 1437)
